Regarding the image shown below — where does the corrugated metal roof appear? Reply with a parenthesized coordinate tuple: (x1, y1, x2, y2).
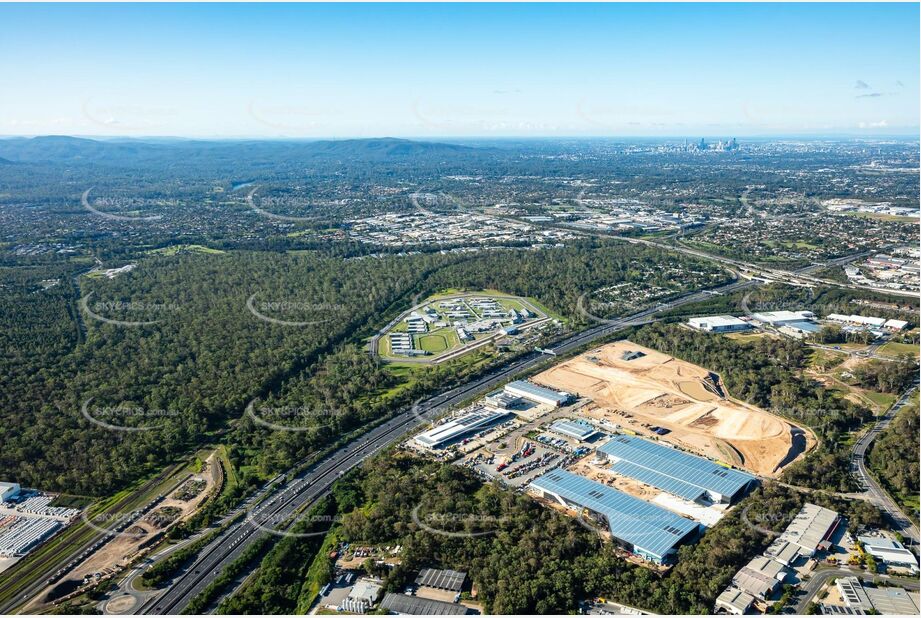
(779, 503, 839, 552)
(415, 568, 467, 592)
(530, 469, 698, 560)
(598, 435, 756, 500)
(549, 419, 597, 440)
(505, 380, 567, 403)
(380, 593, 470, 615)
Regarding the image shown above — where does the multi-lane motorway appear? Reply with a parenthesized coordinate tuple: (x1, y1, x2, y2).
(135, 277, 758, 614)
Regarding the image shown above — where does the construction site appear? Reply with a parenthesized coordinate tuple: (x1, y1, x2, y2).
(531, 341, 815, 477)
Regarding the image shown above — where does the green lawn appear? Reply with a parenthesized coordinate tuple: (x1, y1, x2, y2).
(148, 244, 225, 255)
(878, 341, 920, 359)
(864, 390, 898, 410)
(418, 333, 449, 353)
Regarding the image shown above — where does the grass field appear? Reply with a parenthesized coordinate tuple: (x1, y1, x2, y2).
(418, 333, 449, 353)
(148, 244, 225, 255)
(878, 341, 920, 359)
(863, 390, 898, 410)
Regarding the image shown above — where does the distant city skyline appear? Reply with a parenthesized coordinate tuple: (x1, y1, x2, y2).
(1, 2, 918, 138)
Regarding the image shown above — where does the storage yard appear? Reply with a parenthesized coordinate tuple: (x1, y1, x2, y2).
(531, 341, 815, 476)
(0, 484, 80, 573)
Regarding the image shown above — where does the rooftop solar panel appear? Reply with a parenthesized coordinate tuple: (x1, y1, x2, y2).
(530, 469, 698, 560)
(598, 435, 755, 500)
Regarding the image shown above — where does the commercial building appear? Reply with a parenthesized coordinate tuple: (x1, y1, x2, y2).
(342, 578, 383, 614)
(764, 539, 803, 567)
(597, 435, 757, 504)
(837, 576, 920, 614)
(883, 318, 908, 330)
(714, 587, 755, 615)
(415, 568, 467, 592)
(751, 310, 816, 326)
(731, 555, 789, 600)
(549, 419, 599, 442)
(379, 592, 470, 615)
(530, 469, 700, 564)
(0, 482, 21, 502)
(857, 535, 919, 573)
(776, 503, 840, 557)
(837, 576, 872, 610)
(825, 314, 887, 328)
(864, 586, 920, 614)
(504, 380, 569, 408)
(483, 390, 521, 411)
(414, 409, 510, 449)
(687, 315, 751, 333)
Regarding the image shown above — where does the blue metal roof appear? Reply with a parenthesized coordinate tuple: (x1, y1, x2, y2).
(549, 419, 597, 440)
(598, 435, 756, 501)
(609, 460, 708, 502)
(530, 469, 698, 560)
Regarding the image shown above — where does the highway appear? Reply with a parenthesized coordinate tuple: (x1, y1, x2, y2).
(850, 384, 920, 546)
(135, 276, 758, 614)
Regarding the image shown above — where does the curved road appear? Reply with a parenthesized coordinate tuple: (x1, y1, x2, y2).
(850, 384, 920, 546)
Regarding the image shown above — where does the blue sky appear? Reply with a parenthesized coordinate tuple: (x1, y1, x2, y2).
(1, 3, 918, 138)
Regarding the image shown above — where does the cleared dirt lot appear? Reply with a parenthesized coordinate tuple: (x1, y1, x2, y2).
(532, 341, 815, 477)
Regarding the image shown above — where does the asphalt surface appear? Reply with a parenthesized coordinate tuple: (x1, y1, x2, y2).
(791, 565, 920, 613)
(136, 277, 757, 614)
(850, 384, 920, 547)
(0, 462, 187, 615)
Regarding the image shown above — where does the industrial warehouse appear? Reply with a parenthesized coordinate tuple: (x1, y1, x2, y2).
(596, 435, 757, 505)
(530, 469, 700, 565)
(407, 352, 774, 567)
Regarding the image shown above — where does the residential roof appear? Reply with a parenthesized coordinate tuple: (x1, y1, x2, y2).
(415, 568, 467, 592)
(529, 469, 698, 560)
(598, 435, 756, 501)
(380, 593, 470, 615)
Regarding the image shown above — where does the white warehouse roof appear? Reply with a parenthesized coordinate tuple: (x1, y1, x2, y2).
(688, 315, 749, 329)
(751, 310, 816, 325)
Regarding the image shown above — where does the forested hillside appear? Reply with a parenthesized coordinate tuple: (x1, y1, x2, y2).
(0, 241, 726, 495)
(868, 400, 921, 519)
